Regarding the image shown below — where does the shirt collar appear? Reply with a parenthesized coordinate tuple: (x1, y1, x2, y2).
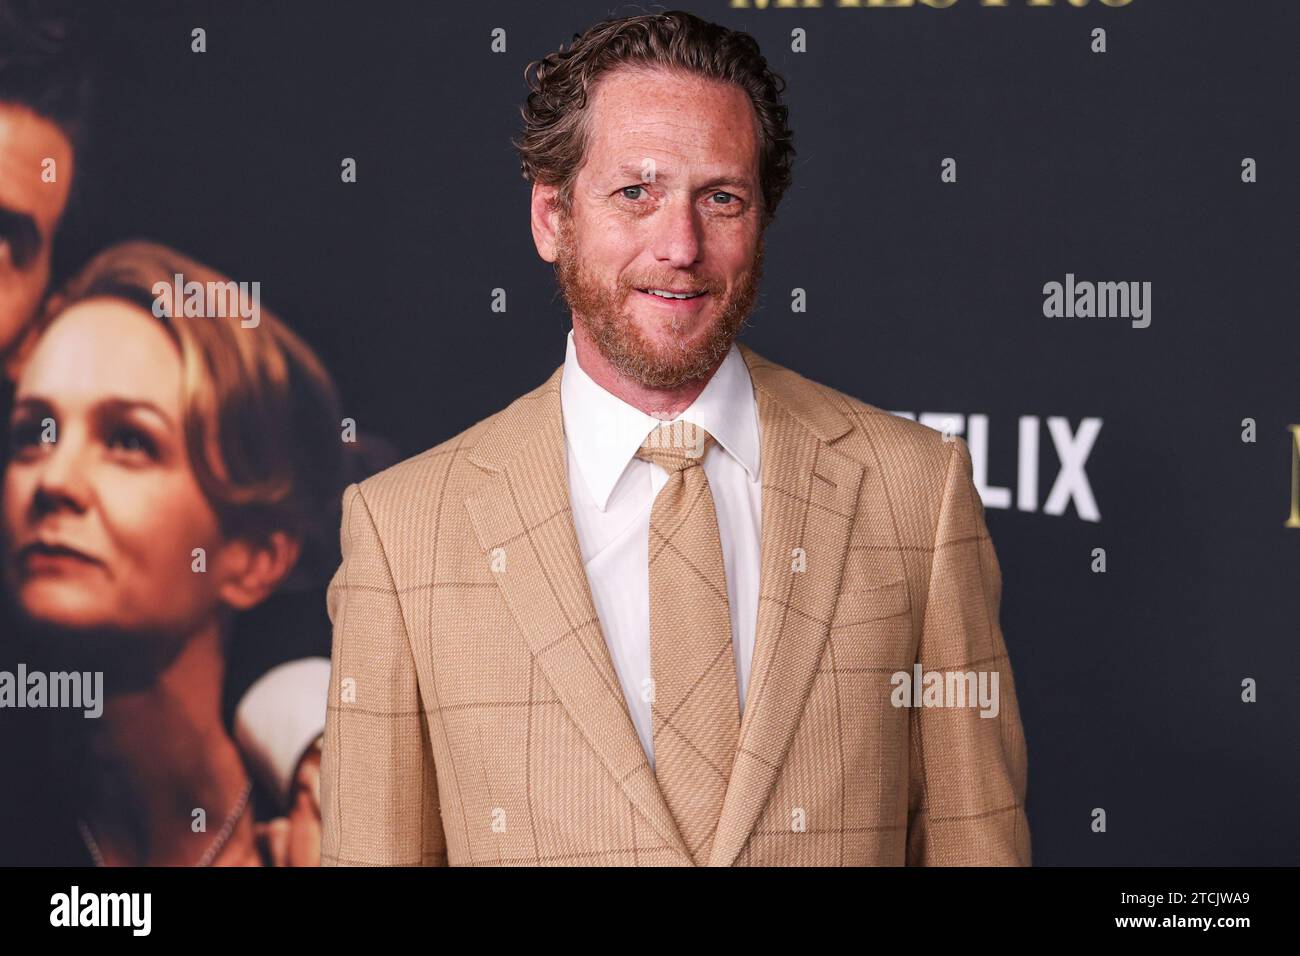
(559, 328, 761, 512)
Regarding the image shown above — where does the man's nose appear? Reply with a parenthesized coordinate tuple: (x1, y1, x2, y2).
(651, 195, 703, 269)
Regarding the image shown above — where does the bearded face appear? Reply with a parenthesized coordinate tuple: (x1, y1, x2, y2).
(542, 68, 769, 391)
(554, 211, 764, 390)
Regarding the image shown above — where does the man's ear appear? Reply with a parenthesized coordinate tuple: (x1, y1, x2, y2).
(530, 181, 562, 263)
(217, 531, 302, 612)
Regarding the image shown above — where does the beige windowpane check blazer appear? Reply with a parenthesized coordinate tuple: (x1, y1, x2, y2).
(320, 344, 1031, 866)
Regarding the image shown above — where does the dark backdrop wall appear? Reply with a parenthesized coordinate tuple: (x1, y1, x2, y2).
(58, 0, 1299, 864)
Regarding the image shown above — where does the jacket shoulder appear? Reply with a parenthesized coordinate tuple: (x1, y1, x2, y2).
(350, 417, 478, 508)
(765, 360, 961, 485)
(755, 361, 974, 542)
(353, 362, 562, 507)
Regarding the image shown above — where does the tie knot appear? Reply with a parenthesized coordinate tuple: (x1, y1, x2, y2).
(635, 420, 713, 474)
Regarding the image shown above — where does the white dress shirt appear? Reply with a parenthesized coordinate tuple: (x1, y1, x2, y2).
(559, 329, 763, 770)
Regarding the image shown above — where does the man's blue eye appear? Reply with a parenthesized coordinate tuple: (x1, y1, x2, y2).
(622, 186, 645, 200)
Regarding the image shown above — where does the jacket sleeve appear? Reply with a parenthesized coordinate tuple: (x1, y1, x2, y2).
(905, 437, 1031, 866)
(320, 482, 448, 866)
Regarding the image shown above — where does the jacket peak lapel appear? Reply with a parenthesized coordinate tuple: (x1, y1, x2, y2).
(705, 345, 866, 866)
(463, 363, 692, 864)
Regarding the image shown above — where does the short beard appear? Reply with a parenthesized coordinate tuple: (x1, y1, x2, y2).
(553, 212, 764, 390)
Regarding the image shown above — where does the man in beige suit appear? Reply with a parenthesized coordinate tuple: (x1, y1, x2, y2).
(320, 10, 1030, 866)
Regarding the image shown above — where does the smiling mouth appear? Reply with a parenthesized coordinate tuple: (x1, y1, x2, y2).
(635, 288, 708, 301)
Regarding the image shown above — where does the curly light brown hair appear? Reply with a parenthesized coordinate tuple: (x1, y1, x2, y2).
(513, 10, 795, 229)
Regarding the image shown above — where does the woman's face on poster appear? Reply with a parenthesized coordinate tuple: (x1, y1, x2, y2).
(2, 298, 230, 639)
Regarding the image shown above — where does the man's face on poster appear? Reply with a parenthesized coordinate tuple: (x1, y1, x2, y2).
(0, 102, 74, 369)
(536, 67, 766, 390)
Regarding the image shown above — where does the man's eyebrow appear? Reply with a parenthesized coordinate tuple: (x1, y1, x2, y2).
(0, 205, 41, 267)
(612, 161, 753, 190)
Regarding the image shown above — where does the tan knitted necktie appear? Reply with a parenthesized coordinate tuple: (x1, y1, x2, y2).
(635, 419, 740, 865)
